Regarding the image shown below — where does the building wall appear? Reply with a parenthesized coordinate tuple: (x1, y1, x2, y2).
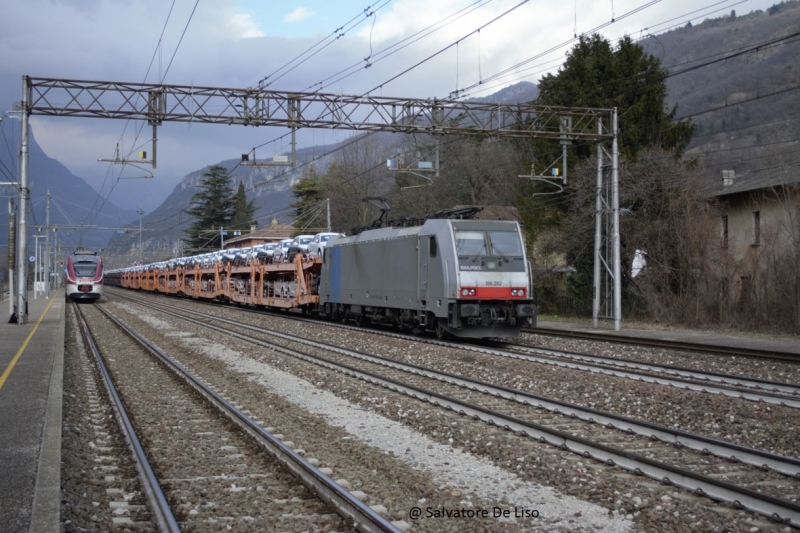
(718, 184, 800, 316)
(720, 186, 799, 263)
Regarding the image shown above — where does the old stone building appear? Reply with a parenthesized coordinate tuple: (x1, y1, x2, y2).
(714, 168, 800, 330)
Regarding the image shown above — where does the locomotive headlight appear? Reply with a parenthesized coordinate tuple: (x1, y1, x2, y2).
(511, 288, 526, 297)
(461, 287, 476, 297)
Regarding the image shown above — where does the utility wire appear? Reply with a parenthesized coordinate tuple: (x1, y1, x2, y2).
(258, 1, 392, 89)
(452, 0, 748, 100)
(365, 0, 530, 95)
(123, 0, 798, 245)
(676, 84, 800, 121)
(309, 0, 492, 92)
(239, 0, 529, 176)
(88, 1, 199, 227)
(667, 31, 800, 79)
(452, 0, 663, 98)
(249, 0, 496, 156)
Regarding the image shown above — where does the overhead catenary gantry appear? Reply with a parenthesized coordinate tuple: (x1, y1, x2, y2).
(14, 75, 620, 331)
(25, 77, 614, 140)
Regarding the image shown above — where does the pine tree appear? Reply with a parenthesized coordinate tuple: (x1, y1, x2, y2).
(229, 181, 257, 232)
(536, 34, 695, 160)
(522, 34, 697, 314)
(183, 165, 235, 251)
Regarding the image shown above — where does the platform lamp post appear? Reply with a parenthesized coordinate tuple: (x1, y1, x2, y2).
(52, 225, 59, 289)
(44, 189, 50, 296)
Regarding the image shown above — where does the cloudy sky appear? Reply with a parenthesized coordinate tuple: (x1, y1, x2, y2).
(0, 0, 781, 212)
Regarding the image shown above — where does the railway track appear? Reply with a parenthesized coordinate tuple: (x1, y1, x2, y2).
(489, 343, 800, 408)
(107, 292, 800, 528)
(113, 289, 800, 408)
(73, 301, 400, 533)
(524, 327, 800, 362)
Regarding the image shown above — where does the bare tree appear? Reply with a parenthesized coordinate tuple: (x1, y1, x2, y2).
(391, 137, 522, 219)
(323, 134, 394, 232)
(557, 147, 724, 324)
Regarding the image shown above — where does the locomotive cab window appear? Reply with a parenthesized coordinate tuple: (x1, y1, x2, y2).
(429, 236, 438, 258)
(455, 228, 526, 271)
(455, 231, 487, 258)
(488, 231, 524, 258)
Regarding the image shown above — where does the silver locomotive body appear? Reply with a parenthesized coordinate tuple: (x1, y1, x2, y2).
(319, 219, 536, 338)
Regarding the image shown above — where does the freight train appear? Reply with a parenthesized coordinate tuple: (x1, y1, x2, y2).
(106, 217, 536, 339)
(66, 250, 104, 302)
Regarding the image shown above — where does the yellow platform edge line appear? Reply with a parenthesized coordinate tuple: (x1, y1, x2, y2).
(0, 295, 60, 392)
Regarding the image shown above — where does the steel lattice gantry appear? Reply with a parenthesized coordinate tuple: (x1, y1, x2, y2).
(13, 76, 620, 329)
(25, 77, 615, 141)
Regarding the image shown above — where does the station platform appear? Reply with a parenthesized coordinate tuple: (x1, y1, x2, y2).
(0, 291, 64, 533)
(536, 318, 800, 356)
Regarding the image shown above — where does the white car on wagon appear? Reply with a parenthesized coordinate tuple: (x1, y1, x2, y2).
(308, 232, 345, 258)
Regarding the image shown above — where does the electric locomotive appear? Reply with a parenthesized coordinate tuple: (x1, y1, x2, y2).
(66, 250, 104, 301)
(318, 218, 536, 338)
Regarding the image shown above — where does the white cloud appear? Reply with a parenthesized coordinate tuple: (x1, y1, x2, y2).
(228, 13, 266, 39)
(0, 0, 785, 211)
(284, 7, 316, 23)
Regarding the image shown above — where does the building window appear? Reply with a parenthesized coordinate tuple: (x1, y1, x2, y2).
(722, 215, 728, 248)
(753, 211, 760, 246)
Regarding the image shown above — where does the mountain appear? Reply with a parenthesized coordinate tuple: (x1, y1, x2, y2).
(103, 143, 345, 267)
(466, 81, 539, 104)
(0, 123, 135, 256)
(639, 0, 800, 177)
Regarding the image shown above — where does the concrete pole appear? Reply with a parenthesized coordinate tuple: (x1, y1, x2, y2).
(16, 75, 30, 324)
(33, 233, 39, 299)
(592, 118, 603, 328)
(7, 198, 14, 317)
(137, 207, 144, 262)
(45, 189, 50, 296)
(611, 108, 622, 331)
(53, 226, 59, 289)
(326, 198, 331, 232)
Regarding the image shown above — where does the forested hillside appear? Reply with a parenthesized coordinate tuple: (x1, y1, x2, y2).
(640, 0, 800, 178)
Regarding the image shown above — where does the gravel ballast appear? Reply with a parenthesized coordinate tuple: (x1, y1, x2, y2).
(99, 290, 797, 532)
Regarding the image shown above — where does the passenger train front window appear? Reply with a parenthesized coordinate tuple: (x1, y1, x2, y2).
(74, 262, 98, 276)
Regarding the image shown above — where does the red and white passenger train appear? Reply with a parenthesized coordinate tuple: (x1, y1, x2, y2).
(66, 250, 104, 302)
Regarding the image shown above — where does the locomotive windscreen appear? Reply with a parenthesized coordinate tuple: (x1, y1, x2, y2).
(455, 231, 486, 257)
(487, 231, 524, 257)
(455, 229, 525, 271)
